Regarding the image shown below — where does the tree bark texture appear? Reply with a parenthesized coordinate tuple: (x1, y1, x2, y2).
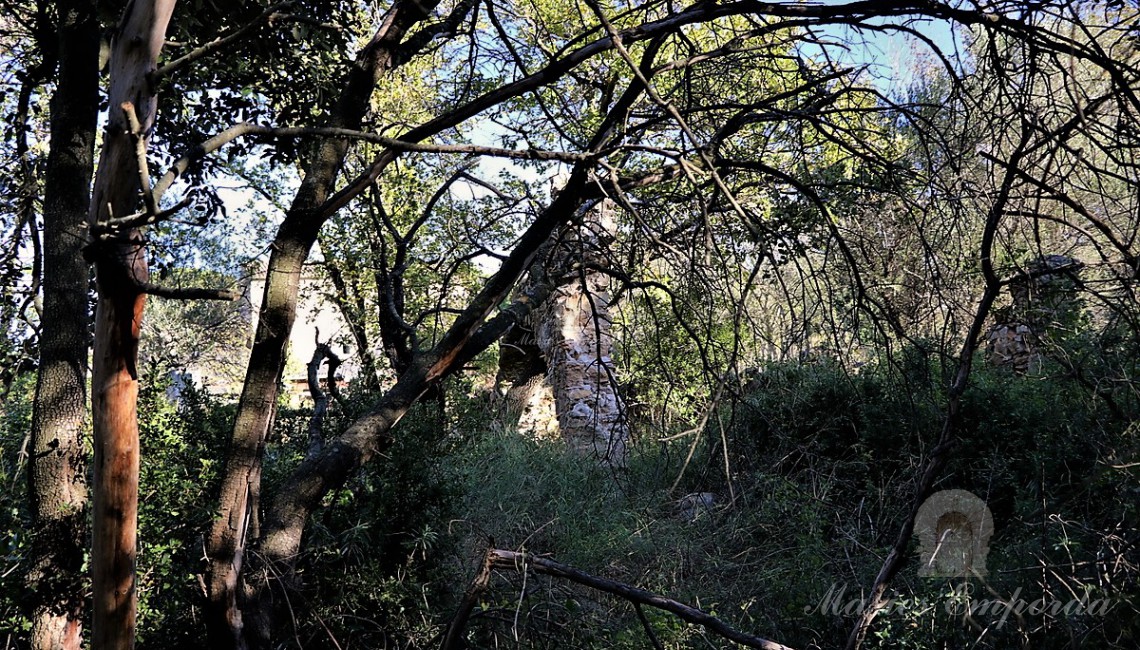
(87, 3, 177, 649)
(205, 2, 447, 646)
(26, 2, 99, 648)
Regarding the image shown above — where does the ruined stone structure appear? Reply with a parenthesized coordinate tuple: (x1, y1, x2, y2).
(986, 322, 1038, 374)
(985, 254, 1083, 373)
(497, 320, 558, 438)
(497, 199, 629, 466)
(165, 260, 358, 403)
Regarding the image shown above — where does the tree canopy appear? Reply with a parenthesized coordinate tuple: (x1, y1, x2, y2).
(1, 1, 1139, 648)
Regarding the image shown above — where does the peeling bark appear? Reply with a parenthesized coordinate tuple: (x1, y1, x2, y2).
(87, 3, 178, 649)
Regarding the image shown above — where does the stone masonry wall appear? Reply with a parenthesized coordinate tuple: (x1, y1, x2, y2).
(496, 198, 629, 466)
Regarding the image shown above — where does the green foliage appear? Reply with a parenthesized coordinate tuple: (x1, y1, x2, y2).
(0, 374, 35, 646)
(157, 1, 360, 166)
(395, 352, 1137, 649)
(135, 377, 231, 647)
(445, 401, 868, 648)
(265, 394, 463, 648)
(3, 339, 1136, 649)
(139, 267, 247, 391)
(2, 374, 466, 648)
(4, 1, 1140, 647)
(719, 353, 1138, 648)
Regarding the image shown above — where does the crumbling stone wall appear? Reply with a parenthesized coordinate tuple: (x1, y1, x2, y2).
(986, 322, 1038, 374)
(496, 199, 628, 466)
(497, 322, 559, 438)
(985, 255, 1082, 374)
(537, 257, 627, 464)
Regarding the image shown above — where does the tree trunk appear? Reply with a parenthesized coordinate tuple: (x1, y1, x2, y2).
(241, 171, 591, 648)
(236, 55, 650, 643)
(26, 2, 99, 648)
(205, 235, 304, 649)
(205, 4, 446, 645)
(87, 4, 177, 649)
(323, 258, 384, 391)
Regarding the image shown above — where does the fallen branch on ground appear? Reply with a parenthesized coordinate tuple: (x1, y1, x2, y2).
(442, 547, 795, 650)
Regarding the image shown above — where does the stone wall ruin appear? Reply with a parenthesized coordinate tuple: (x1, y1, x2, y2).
(985, 254, 1083, 373)
(496, 198, 628, 466)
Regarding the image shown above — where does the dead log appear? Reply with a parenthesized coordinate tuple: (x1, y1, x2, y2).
(442, 547, 795, 650)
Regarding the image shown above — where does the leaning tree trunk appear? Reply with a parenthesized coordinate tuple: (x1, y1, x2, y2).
(225, 34, 649, 647)
(242, 170, 593, 648)
(86, 3, 177, 649)
(205, 3, 449, 646)
(26, 2, 99, 648)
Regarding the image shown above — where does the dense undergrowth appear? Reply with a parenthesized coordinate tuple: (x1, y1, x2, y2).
(2, 351, 1138, 648)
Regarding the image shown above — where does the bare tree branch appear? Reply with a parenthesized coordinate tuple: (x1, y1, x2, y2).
(483, 549, 795, 650)
(137, 281, 237, 301)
